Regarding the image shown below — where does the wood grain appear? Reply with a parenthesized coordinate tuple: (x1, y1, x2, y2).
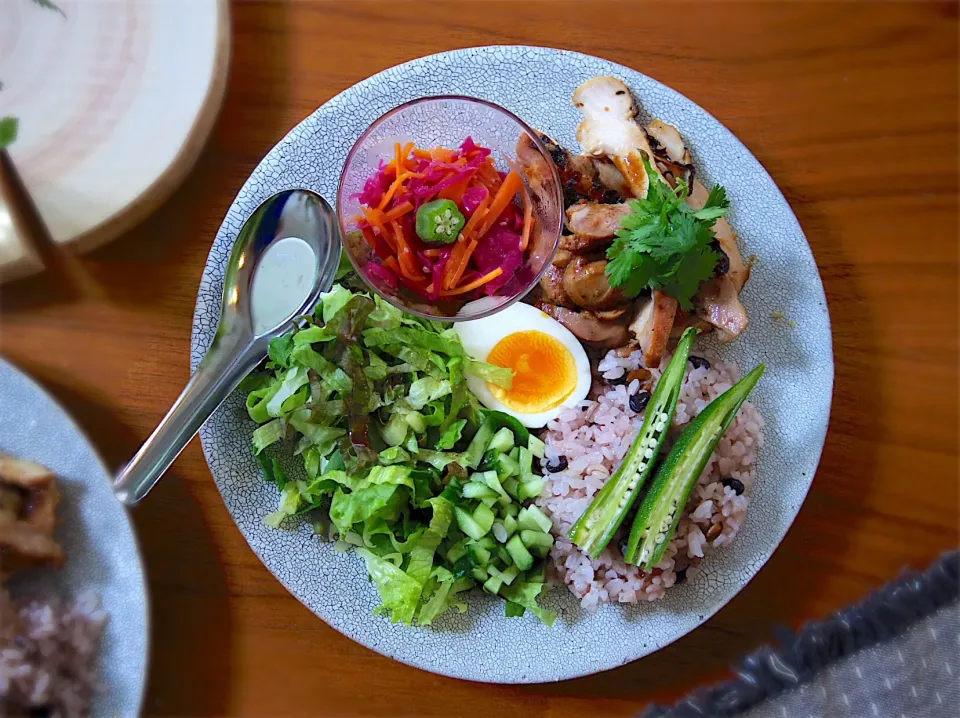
(1, 1, 957, 715)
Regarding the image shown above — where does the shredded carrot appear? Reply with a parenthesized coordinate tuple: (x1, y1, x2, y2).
(362, 206, 387, 234)
(430, 147, 457, 163)
(474, 170, 522, 239)
(413, 148, 432, 160)
(394, 143, 403, 175)
(450, 238, 480, 288)
(382, 200, 414, 223)
(422, 248, 444, 259)
(440, 267, 503, 296)
(360, 226, 379, 250)
(382, 256, 401, 274)
(437, 174, 473, 203)
(445, 196, 490, 289)
(377, 171, 424, 211)
(390, 220, 422, 281)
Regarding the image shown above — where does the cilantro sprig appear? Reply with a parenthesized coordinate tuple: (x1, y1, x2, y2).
(605, 158, 730, 310)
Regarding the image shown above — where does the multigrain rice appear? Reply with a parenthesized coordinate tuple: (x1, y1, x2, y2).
(0, 587, 106, 717)
(538, 348, 764, 613)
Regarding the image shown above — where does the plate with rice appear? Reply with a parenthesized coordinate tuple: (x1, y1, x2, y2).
(0, 359, 148, 716)
(192, 46, 833, 682)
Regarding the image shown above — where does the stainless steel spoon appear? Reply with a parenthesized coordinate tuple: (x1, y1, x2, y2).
(113, 189, 341, 505)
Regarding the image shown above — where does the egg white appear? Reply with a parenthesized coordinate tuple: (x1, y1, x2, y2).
(455, 300, 591, 428)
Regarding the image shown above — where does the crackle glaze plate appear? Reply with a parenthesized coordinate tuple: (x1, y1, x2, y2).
(191, 47, 833, 683)
(0, 359, 149, 713)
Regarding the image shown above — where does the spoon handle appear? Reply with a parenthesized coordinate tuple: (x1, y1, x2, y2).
(113, 329, 262, 505)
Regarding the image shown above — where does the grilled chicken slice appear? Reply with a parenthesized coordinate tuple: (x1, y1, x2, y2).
(686, 180, 749, 292)
(552, 249, 574, 268)
(537, 302, 630, 348)
(518, 132, 623, 207)
(696, 276, 748, 342)
(565, 202, 631, 239)
(559, 233, 613, 255)
(562, 256, 625, 310)
(647, 120, 688, 164)
(573, 76, 663, 198)
(538, 264, 574, 307)
(0, 455, 64, 580)
(629, 291, 679, 367)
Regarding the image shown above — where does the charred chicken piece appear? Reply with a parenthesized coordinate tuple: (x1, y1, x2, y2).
(538, 263, 574, 307)
(536, 301, 631, 348)
(573, 76, 664, 199)
(629, 290, 679, 367)
(565, 202, 631, 240)
(0, 455, 64, 581)
(696, 276, 749, 342)
(561, 256, 625, 311)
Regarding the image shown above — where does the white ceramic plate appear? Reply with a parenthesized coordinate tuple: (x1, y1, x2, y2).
(191, 47, 833, 682)
(0, 359, 149, 714)
(0, 0, 229, 281)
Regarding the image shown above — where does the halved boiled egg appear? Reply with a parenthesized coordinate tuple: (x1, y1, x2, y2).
(455, 301, 591, 428)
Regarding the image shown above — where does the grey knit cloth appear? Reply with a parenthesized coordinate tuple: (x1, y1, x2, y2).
(645, 552, 959, 718)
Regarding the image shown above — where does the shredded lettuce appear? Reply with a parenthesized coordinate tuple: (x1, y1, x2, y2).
(244, 283, 555, 627)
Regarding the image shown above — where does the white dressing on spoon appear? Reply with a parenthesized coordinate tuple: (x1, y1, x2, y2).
(250, 236, 317, 335)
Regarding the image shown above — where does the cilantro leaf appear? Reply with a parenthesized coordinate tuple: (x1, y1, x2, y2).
(693, 185, 730, 221)
(604, 156, 730, 307)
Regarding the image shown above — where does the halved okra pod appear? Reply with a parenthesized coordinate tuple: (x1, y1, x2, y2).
(624, 363, 765, 570)
(568, 328, 699, 558)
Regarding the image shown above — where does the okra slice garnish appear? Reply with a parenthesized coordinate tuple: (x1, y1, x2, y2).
(568, 328, 699, 558)
(624, 363, 765, 570)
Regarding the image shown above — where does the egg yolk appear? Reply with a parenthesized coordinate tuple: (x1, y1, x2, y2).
(486, 330, 577, 413)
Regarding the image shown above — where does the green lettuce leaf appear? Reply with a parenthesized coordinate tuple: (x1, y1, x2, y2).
(252, 418, 284, 454)
(320, 284, 354, 323)
(436, 419, 466, 450)
(266, 366, 309, 417)
(464, 357, 513, 389)
(355, 548, 421, 625)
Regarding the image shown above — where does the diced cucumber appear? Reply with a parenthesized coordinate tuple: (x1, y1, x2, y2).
(464, 420, 495, 469)
(509, 446, 520, 461)
(496, 452, 521, 478)
(526, 562, 546, 583)
(519, 447, 533, 475)
(471, 566, 489, 582)
(504, 502, 520, 518)
(455, 506, 488, 541)
(496, 546, 512, 565)
(518, 505, 553, 533)
(475, 535, 496, 552)
(483, 473, 511, 506)
(518, 477, 545, 501)
(467, 542, 491, 567)
(480, 497, 497, 508)
(446, 537, 468, 564)
(472, 503, 496, 535)
(520, 530, 554, 557)
(487, 411, 530, 444)
(528, 433, 545, 459)
(492, 521, 509, 544)
(505, 534, 534, 571)
(498, 564, 520, 585)
(483, 574, 503, 595)
(569, 327, 698, 558)
(502, 477, 520, 499)
(463, 481, 498, 500)
(488, 427, 515, 454)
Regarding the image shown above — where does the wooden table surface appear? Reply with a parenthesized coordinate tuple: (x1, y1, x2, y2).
(2, 1, 957, 715)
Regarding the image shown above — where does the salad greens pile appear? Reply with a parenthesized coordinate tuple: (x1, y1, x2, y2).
(243, 284, 556, 626)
